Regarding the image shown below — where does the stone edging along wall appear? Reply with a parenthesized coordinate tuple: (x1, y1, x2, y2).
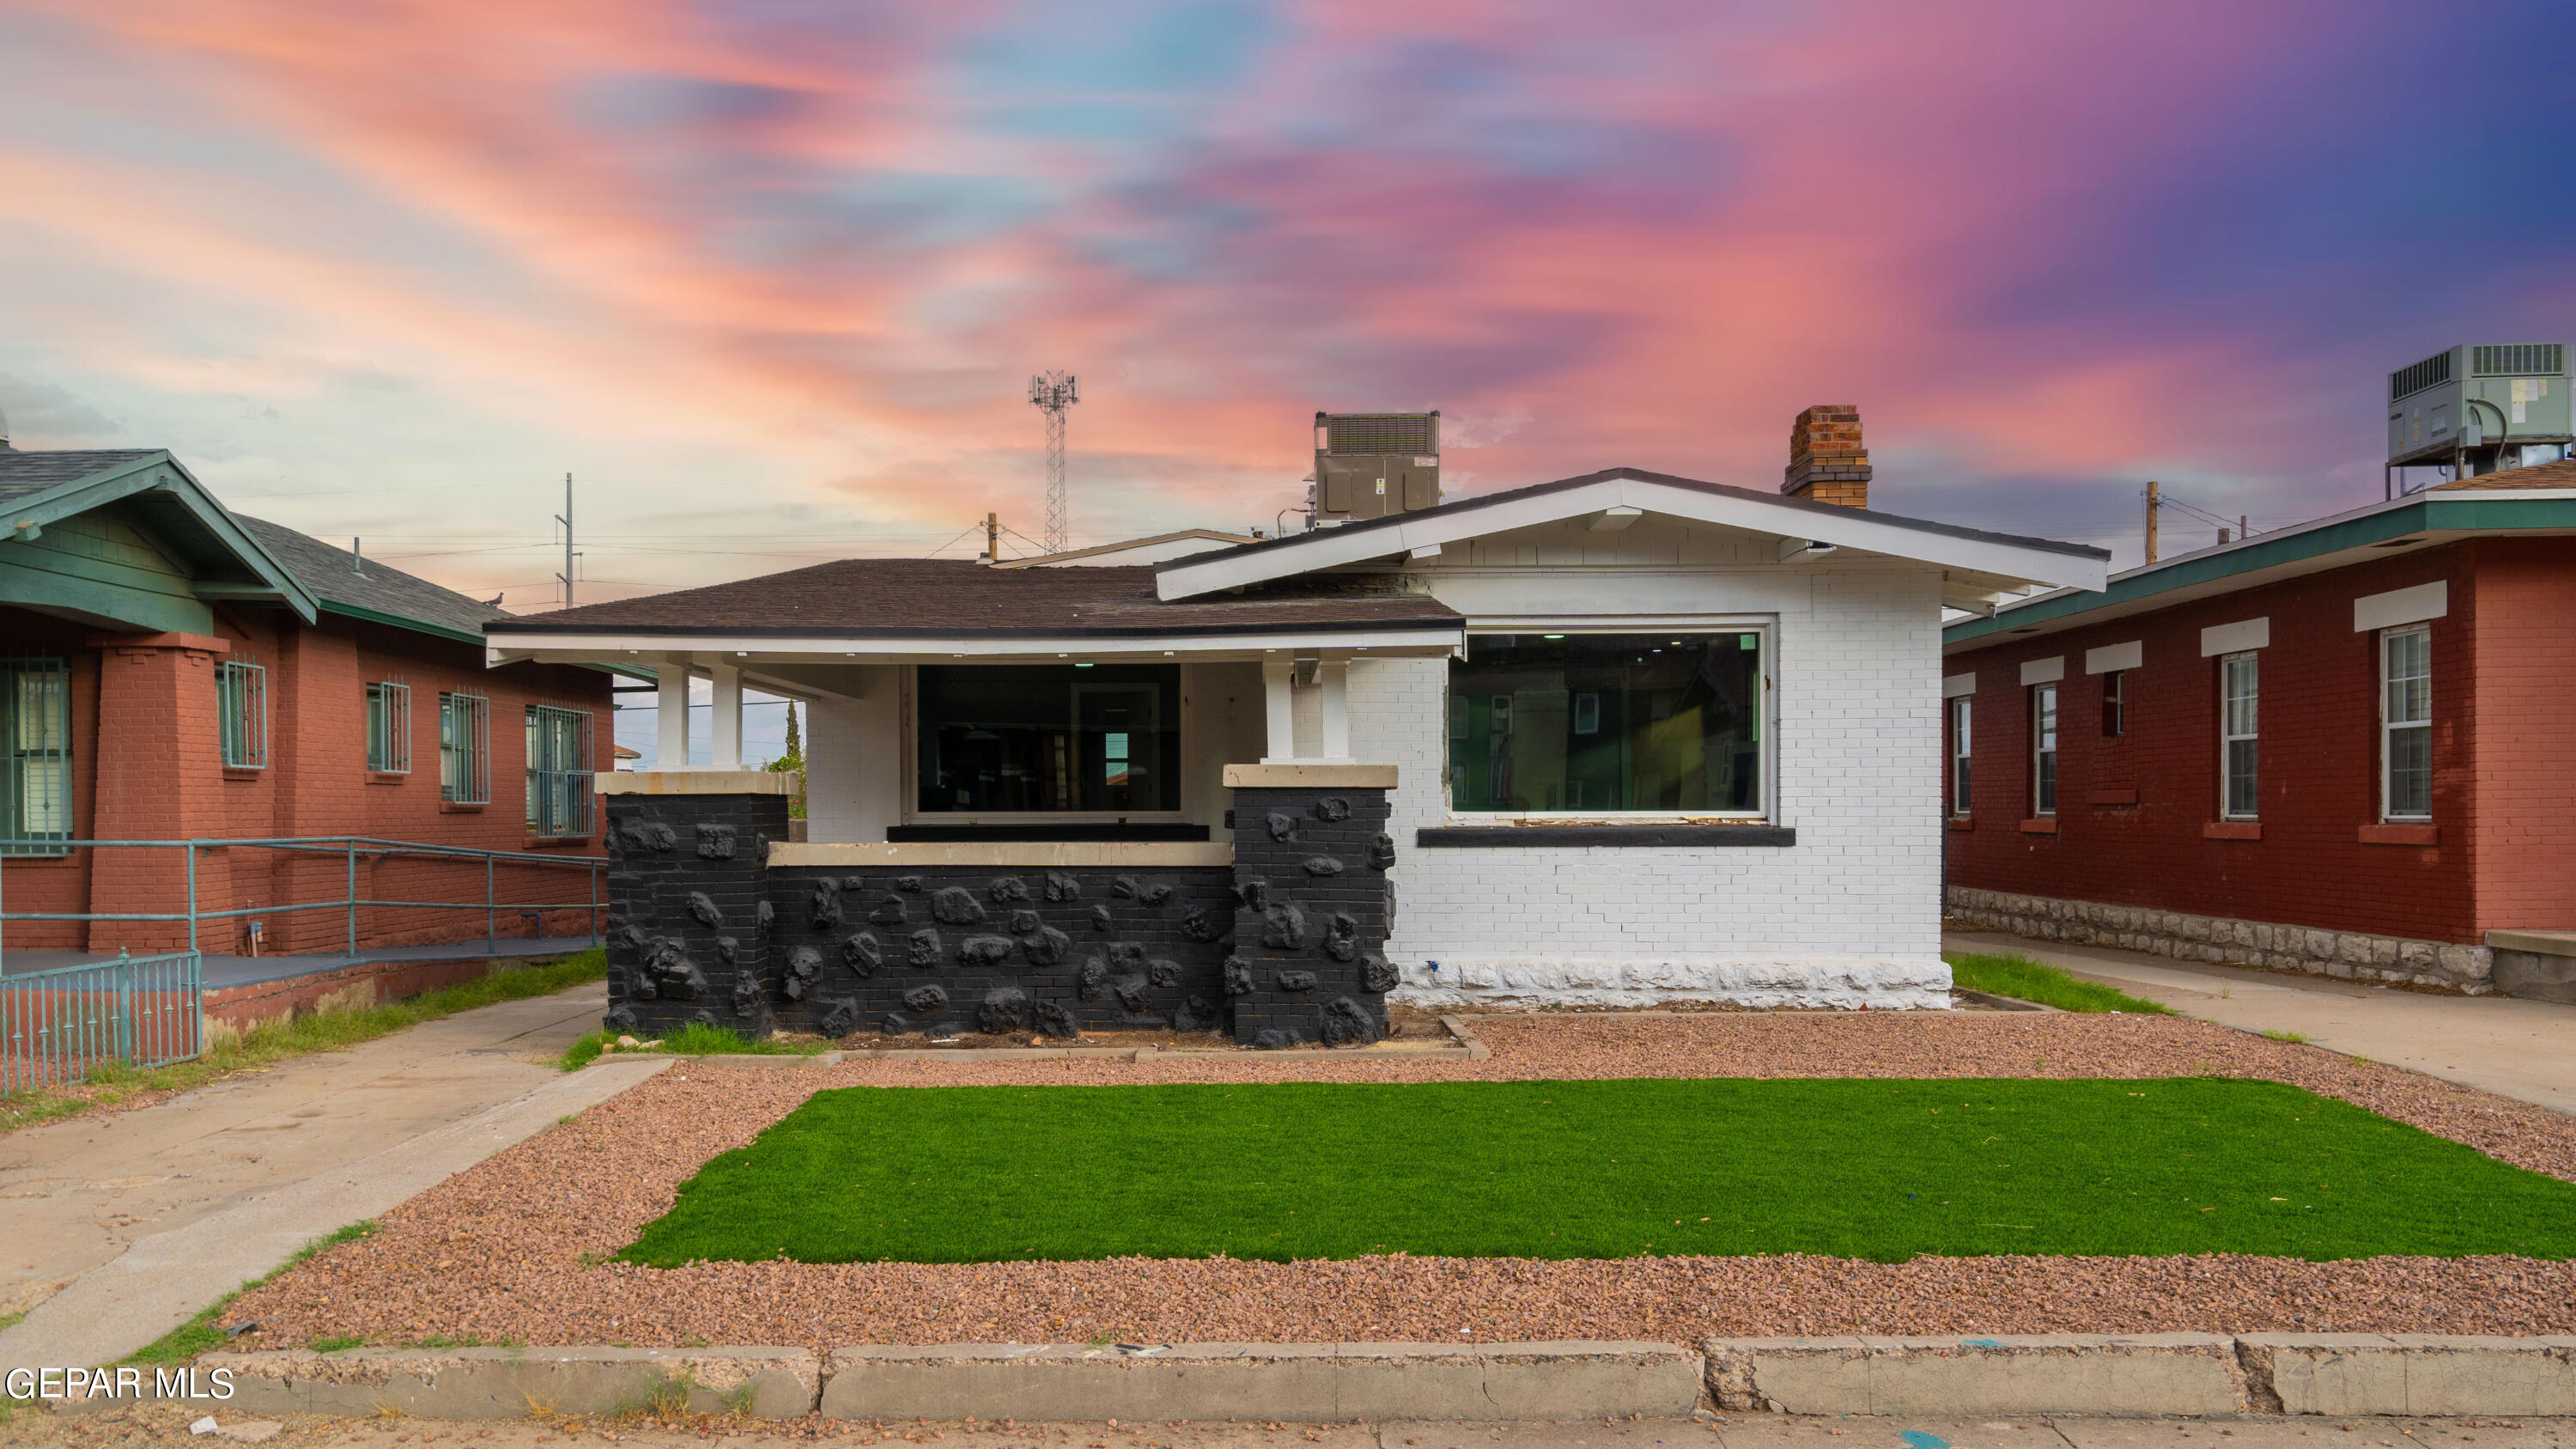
(94, 1335, 2576, 1422)
(1947, 886, 2496, 994)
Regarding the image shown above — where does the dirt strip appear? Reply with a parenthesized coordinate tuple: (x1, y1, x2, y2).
(220, 1013, 2576, 1349)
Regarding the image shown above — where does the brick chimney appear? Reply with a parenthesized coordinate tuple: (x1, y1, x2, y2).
(1782, 405, 1870, 508)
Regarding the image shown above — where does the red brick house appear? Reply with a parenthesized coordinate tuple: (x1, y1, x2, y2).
(1940, 462, 2576, 1002)
(2, 446, 614, 957)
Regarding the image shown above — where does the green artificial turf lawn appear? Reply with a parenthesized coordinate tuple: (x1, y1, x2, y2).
(619, 1077, 2576, 1267)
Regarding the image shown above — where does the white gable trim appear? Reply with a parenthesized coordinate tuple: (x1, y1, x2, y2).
(1155, 474, 2108, 600)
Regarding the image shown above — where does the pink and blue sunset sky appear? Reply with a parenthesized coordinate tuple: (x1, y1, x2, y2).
(2, 0, 2569, 606)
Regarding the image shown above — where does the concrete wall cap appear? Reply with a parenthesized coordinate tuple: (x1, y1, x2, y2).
(771, 841, 1232, 868)
(1224, 763, 1398, 788)
(597, 770, 799, 795)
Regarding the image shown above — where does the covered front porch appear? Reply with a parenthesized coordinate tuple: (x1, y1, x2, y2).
(489, 562, 1455, 1045)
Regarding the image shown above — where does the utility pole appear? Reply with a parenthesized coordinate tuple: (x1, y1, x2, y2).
(1029, 371, 1079, 554)
(985, 512, 999, 563)
(555, 472, 580, 608)
(2143, 480, 2160, 565)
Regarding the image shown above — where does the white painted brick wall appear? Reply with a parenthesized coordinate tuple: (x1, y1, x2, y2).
(1351, 561, 1947, 1005)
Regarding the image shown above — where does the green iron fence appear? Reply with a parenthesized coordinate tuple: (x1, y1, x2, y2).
(0, 947, 202, 1093)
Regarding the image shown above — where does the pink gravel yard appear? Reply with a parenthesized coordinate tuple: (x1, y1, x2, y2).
(220, 1013, 2576, 1350)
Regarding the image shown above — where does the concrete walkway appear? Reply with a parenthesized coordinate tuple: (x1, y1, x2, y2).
(0, 982, 665, 1369)
(1948, 928, 2576, 1115)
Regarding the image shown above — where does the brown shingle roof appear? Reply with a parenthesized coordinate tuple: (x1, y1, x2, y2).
(484, 558, 1459, 638)
(2433, 458, 2576, 490)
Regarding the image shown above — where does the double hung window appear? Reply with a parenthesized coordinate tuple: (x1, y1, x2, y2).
(216, 659, 267, 770)
(366, 681, 411, 773)
(1449, 631, 1766, 814)
(1947, 697, 1971, 814)
(2380, 626, 2432, 821)
(2031, 684, 2058, 816)
(2220, 652, 2259, 819)
(526, 705, 594, 837)
(440, 692, 490, 805)
(3, 659, 71, 855)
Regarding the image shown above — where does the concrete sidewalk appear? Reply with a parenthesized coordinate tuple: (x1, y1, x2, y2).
(1947, 928, 2576, 1115)
(0, 982, 665, 1368)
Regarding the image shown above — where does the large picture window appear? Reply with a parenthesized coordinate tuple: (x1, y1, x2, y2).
(2220, 651, 2259, 819)
(916, 665, 1182, 814)
(2380, 626, 2431, 821)
(3, 658, 71, 855)
(526, 705, 595, 837)
(1448, 631, 1765, 814)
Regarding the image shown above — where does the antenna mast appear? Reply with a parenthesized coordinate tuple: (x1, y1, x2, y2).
(555, 472, 581, 607)
(1029, 371, 1079, 554)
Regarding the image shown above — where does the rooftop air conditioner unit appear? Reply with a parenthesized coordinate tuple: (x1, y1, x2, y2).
(1314, 411, 1440, 521)
(2388, 343, 2573, 470)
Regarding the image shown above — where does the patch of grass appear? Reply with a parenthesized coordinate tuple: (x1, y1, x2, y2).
(562, 1019, 829, 1070)
(620, 1078, 2576, 1267)
(122, 1221, 379, 1366)
(2264, 1029, 2313, 1044)
(1945, 952, 2177, 1014)
(3, 950, 607, 1135)
(308, 1334, 366, 1352)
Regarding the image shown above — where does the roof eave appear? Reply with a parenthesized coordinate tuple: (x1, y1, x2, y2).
(1155, 470, 2110, 600)
(1941, 489, 2576, 651)
(13, 452, 322, 624)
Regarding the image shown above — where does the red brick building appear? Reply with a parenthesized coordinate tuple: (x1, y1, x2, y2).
(2, 447, 615, 956)
(1940, 463, 2576, 1002)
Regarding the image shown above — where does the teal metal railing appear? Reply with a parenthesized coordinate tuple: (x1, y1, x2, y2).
(1, 947, 203, 1092)
(0, 836, 604, 968)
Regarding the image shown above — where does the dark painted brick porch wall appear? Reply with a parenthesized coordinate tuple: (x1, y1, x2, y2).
(1225, 786, 1398, 1047)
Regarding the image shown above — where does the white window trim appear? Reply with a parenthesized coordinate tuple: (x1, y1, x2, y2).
(1445, 623, 1777, 824)
(2031, 682, 2058, 817)
(2219, 651, 2259, 820)
(902, 664, 1194, 825)
(2379, 624, 2433, 823)
(1948, 695, 1972, 816)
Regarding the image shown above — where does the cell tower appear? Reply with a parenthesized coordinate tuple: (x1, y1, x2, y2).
(1029, 370, 1079, 553)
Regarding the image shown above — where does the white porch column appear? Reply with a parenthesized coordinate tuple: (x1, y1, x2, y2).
(1261, 659, 1296, 763)
(1318, 661, 1351, 761)
(707, 658, 744, 770)
(655, 657, 691, 770)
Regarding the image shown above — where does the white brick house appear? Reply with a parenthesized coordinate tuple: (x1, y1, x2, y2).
(489, 411, 2104, 1012)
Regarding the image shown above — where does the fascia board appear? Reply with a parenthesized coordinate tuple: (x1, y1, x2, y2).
(1155, 473, 2108, 599)
(15, 453, 322, 624)
(483, 624, 1467, 667)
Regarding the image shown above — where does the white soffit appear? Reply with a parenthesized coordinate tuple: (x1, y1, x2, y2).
(1941, 672, 1977, 698)
(2200, 617, 2270, 657)
(2083, 640, 2142, 674)
(2019, 655, 2066, 685)
(1154, 474, 2110, 600)
(2353, 580, 2447, 632)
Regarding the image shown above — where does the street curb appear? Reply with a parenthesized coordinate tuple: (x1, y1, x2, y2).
(818, 1342, 1701, 1421)
(35, 1335, 2576, 1421)
(1706, 1334, 2576, 1417)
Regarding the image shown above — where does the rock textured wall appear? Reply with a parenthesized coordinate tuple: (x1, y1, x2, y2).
(762, 863, 1235, 1038)
(598, 782, 1400, 1045)
(600, 790, 793, 1040)
(1224, 786, 1399, 1048)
